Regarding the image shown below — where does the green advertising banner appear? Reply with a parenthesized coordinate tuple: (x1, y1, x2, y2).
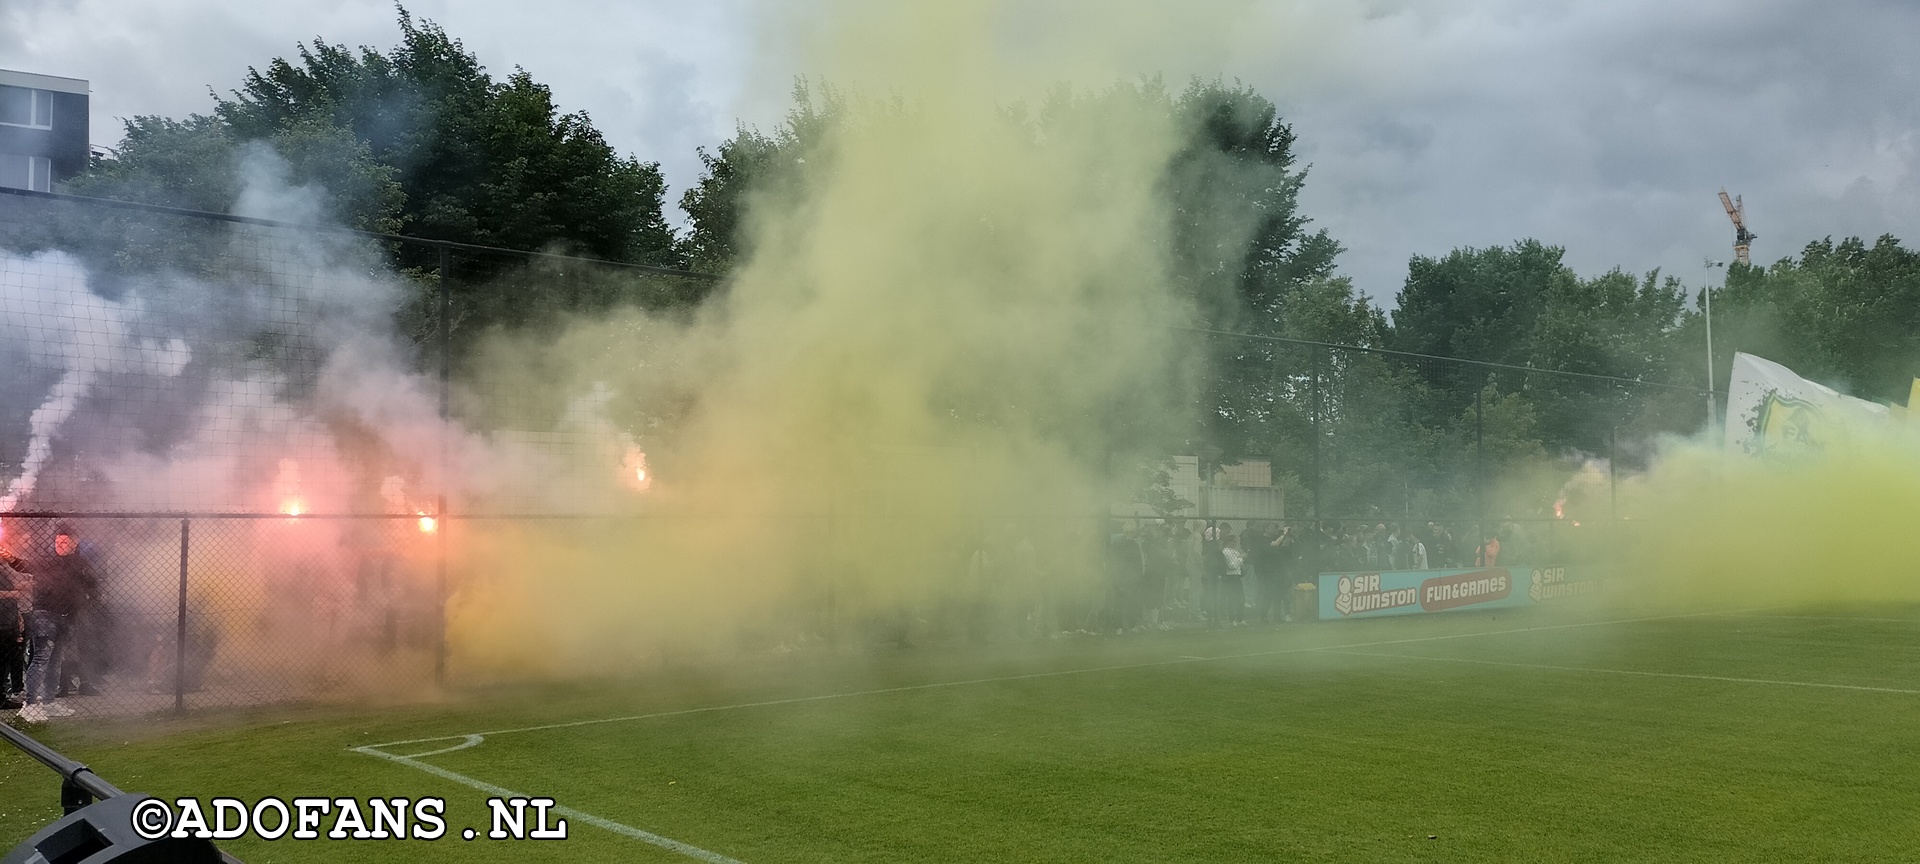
(1318, 566, 1595, 620)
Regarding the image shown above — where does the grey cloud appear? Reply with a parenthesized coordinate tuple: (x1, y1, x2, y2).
(1256, 0, 1920, 303)
(1, 0, 742, 222)
(4, 0, 1916, 307)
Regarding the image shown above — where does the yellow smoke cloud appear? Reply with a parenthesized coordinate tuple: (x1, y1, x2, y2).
(1616, 426, 1920, 609)
(445, 1, 1249, 677)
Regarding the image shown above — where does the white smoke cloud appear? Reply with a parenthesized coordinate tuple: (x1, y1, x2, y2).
(0, 136, 655, 699)
(0, 249, 192, 510)
(0, 139, 639, 519)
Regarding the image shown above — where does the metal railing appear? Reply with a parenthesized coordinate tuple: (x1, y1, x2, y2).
(0, 722, 242, 862)
(0, 722, 124, 813)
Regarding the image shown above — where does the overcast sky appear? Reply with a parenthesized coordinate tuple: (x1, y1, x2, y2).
(3, 0, 1915, 307)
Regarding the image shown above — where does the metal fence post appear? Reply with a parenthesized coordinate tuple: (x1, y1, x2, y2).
(175, 517, 188, 715)
(826, 380, 840, 650)
(1608, 426, 1618, 521)
(1475, 382, 1486, 561)
(1610, 425, 1620, 571)
(435, 246, 451, 687)
(1310, 347, 1324, 520)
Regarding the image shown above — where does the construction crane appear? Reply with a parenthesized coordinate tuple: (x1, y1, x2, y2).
(1718, 189, 1755, 265)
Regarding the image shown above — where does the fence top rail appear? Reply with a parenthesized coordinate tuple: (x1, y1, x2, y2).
(0, 186, 723, 282)
(0, 511, 1626, 522)
(1113, 515, 1617, 524)
(0, 510, 619, 519)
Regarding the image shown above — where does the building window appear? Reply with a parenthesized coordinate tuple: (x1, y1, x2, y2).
(0, 153, 53, 192)
(0, 86, 53, 129)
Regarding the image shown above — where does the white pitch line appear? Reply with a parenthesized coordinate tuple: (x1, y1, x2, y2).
(1319, 649, 1920, 695)
(350, 745, 746, 864)
(365, 607, 1756, 751)
(397, 734, 485, 759)
(1715, 614, 1920, 625)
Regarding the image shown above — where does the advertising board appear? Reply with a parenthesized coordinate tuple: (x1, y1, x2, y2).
(1319, 566, 1589, 619)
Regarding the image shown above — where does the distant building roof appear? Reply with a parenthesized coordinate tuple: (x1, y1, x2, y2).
(0, 69, 89, 95)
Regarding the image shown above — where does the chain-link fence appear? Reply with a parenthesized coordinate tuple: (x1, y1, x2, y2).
(1, 513, 439, 718)
(0, 186, 1715, 722)
(0, 186, 722, 719)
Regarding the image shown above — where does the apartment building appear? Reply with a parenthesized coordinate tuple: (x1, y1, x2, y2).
(0, 69, 89, 192)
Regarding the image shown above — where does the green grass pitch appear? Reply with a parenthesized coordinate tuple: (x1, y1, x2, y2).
(7, 604, 1920, 862)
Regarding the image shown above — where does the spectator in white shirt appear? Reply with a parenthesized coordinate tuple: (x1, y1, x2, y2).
(1219, 536, 1246, 625)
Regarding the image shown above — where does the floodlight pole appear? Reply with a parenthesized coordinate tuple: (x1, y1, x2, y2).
(1704, 260, 1724, 434)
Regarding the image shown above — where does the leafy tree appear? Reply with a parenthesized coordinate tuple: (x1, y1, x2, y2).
(1389, 241, 1697, 452)
(73, 9, 677, 273)
(56, 9, 701, 376)
(1164, 81, 1340, 330)
(1336, 239, 1706, 522)
(71, 115, 402, 233)
(677, 81, 841, 275)
(28, 115, 398, 294)
(1159, 81, 1357, 471)
(213, 10, 679, 267)
(1390, 240, 1564, 407)
(1712, 235, 1920, 404)
(1522, 267, 1695, 453)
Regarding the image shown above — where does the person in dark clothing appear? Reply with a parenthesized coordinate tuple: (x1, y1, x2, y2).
(1106, 522, 1145, 634)
(0, 556, 26, 707)
(1139, 522, 1177, 629)
(48, 525, 103, 696)
(1332, 526, 1364, 572)
(15, 523, 98, 721)
(1251, 523, 1295, 624)
(1200, 522, 1224, 627)
(1171, 520, 1198, 610)
(1425, 523, 1449, 568)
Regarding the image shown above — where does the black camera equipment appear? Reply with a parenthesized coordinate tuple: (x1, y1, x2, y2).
(0, 723, 240, 863)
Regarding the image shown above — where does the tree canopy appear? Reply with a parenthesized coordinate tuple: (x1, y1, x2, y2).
(1712, 235, 1920, 404)
(76, 9, 678, 269)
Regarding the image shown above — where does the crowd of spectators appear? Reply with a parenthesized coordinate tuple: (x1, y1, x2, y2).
(1, 521, 103, 722)
(1096, 518, 1539, 634)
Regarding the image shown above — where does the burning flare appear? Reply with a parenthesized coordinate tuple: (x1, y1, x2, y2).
(274, 459, 305, 517)
(622, 446, 652, 493)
